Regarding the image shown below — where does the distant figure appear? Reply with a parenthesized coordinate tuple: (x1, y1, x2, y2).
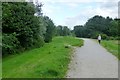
(98, 34, 101, 44)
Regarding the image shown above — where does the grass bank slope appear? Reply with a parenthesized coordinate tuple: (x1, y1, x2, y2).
(3, 36, 83, 78)
(101, 40, 119, 59)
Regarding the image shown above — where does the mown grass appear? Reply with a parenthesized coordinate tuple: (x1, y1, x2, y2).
(101, 40, 119, 59)
(2, 36, 83, 78)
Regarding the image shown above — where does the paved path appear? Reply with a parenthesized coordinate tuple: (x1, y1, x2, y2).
(66, 38, 118, 78)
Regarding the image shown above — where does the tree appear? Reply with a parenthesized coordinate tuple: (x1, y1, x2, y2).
(83, 15, 114, 38)
(34, 1, 43, 16)
(56, 25, 71, 36)
(56, 25, 63, 36)
(73, 15, 118, 39)
(62, 26, 71, 36)
(2, 2, 45, 55)
(43, 16, 55, 43)
(74, 25, 85, 37)
(108, 20, 118, 37)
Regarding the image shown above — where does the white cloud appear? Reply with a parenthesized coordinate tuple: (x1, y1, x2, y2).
(119, 1, 120, 18)
(64, 2, 118, 29)
(38, 0, 119, 3)
(42, 5, 54, 15)
(66, 3, 79, 8)
(33, 0, 119, 29)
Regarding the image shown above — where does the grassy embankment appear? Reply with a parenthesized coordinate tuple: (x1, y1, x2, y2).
(101, 40, 119, 59)
(3, 36, 83, 78)
(0, 34, 2, 78)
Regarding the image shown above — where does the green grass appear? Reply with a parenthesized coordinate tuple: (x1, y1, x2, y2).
(101, 40, 119, 59)
(0, 60, 1, 79)
(3, 36, 83, 78)
(0, 34, 2, 78)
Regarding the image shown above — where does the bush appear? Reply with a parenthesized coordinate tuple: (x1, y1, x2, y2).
(109, 36, 115, 40)
(101, 34, 109, 40)
(33, 36, 45, 48)
(105, 36, 119, 40)
(114, 36, 120, 40)
(90, 31, 100, 39)
(91, 33, 99, 39)
(2, 33, 20, 55)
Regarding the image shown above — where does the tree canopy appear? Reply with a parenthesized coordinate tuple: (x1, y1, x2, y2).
(2, 2, 55, 55)
(73, 15, 119, 40)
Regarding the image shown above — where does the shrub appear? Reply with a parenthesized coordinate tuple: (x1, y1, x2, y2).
(114, 36, 120, 40)
(90, 31, 100, 39)
(109, 36, 115, 40)
(2, 33, 20, 55)
(91, 34, 98, 39)
(33, 36, 45, 48)
(101, 34, 109, 40)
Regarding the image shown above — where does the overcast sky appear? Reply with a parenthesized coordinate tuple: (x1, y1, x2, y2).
(33, 0, 119, 29)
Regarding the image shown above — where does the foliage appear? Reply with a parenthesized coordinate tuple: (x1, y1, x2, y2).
(62, 26, 71, 36)
(56, 25, 63, 36)
(56, 25, 71, 36)
(34, 1, 43, 16)
(74, 25, 85, 37)
(108, 20, 118, 37)
(73, 15, 118, 40)
(100, 34, 109, 40)
(43, 16, 55, 43)
(2, 33, 20, 55)
(2, 2, 46, 55)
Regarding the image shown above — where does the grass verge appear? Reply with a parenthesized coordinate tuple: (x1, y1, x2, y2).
(101, 40, 119, 60)
(3, 36, 83, 78)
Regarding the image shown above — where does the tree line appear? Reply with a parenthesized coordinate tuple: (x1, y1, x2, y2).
(2, 2, 71, 56)
(55, 25, 72, 36)
(73, 15, 119, 40)
(2, 2, 52, 55)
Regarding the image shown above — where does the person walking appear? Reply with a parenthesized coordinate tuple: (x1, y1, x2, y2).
(98, 34, 101, 44)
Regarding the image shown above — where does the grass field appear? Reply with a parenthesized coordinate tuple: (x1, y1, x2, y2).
(101, 40, 119, 59)
(3, 36, 83, 78)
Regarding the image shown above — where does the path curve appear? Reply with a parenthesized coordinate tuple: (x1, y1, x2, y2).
(67, 38, 118, 78)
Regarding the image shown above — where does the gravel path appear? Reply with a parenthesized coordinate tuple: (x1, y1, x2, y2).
(66, 38, 118, 78)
